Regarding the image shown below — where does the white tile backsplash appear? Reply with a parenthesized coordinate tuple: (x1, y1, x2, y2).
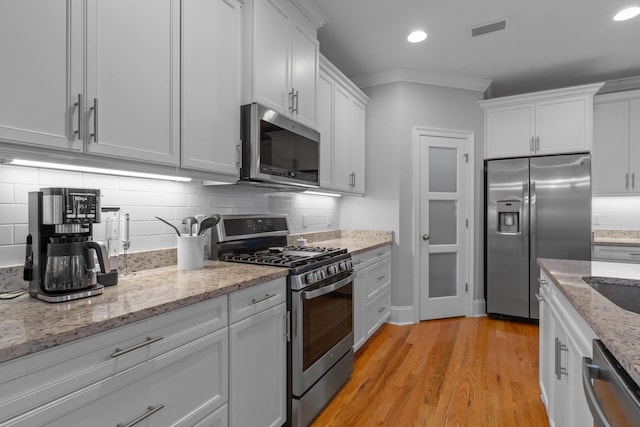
(593, 196, 640, 230)
(0, 164, 340, 267)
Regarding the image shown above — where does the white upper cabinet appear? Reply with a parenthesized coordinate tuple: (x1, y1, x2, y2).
(317, 55, 369, 195)
(242, 0, 319, 129)
(480, 83, 604, 159)
(592, 90, 640, 194)
(181, 0, 241, 175)
(0, 0, 83, 151)
(84, 0, 180, 165)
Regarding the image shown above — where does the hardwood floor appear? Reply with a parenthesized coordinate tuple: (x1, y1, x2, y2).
(310, 317, 549, 427)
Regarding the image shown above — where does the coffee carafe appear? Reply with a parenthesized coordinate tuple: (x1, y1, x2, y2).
(24, 188, 117, 303)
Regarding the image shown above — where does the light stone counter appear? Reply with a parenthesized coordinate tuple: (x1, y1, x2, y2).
(593, 229, 640, 247)
(289, 230, 393, 255)
(0, 261, 287, 363)
(537, 258, 640, 385)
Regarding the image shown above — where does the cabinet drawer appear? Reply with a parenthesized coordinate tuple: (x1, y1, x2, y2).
(365, 287, 390, 337)
(3, 328, 229, 427)
(0, 295, 227, 423)
(229, 278, 287, 324)
(592, 245, 640, 263)
(364, 259, 391, 301)
(352, 245, 391, 270)
(194, 403, 228, 427)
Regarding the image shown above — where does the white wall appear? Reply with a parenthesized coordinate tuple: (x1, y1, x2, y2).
(0, 165, 340, 267)
(593, 195, 640, 229)
(341, 81, 485, 314)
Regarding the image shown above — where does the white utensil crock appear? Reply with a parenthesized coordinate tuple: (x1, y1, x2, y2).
(177, 235, 205, 270)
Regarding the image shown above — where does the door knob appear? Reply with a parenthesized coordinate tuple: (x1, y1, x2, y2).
(422, 234, 430, 241)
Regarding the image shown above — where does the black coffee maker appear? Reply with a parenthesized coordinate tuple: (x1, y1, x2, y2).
(24, 188, 117, 302)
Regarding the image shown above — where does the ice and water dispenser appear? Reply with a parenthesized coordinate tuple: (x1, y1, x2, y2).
(497, 201, 521, 234)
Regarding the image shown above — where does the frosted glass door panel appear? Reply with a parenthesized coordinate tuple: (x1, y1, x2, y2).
(429, 147, 457, 192)
(429, 253, 457, 298)
(429, 201, 457, 245)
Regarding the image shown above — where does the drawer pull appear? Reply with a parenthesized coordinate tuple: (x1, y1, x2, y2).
(377, 275, 386, 281)
(353, 260, 365, 265)
(537, 277, 548, 287)
(117, 404, 165, 427)
(111, 336, 164, 358)
(378, 306, 386, 313)
(252, 293, 276, 304)
(630, 253, 640, 256)
(376, 252, 385, 256)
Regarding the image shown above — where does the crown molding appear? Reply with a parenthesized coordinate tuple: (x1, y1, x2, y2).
(598, 76, 640, 94)
(351, 68, 492, 92)
(290, 0, 329, 28)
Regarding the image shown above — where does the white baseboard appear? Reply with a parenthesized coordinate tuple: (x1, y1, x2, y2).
(388, 305, 417, 325)
(471, 298, 486, 317)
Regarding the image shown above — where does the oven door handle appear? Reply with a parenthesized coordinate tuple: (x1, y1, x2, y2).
(302, 274, 354, 300)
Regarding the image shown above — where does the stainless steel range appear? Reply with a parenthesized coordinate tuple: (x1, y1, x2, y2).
(211, 214, 355, 427)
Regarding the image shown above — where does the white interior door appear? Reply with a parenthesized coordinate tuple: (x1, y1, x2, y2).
(418, 132, 470, 320)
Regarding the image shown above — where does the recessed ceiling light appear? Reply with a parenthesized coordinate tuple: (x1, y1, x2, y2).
(407, 30, 427, 43)
(613, 6, 640, 21)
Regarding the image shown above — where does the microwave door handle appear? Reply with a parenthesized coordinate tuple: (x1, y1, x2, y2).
(302, 274, 355, 300)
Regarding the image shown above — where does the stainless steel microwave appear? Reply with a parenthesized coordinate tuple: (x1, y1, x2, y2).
(240, 103, 320, 188)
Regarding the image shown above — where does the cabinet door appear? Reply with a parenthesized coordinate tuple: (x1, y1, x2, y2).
(85, 0, 180, 165)
(630, 100, 640, 193)
(592, 101, 630, 194)
(485, 104, 535, 158)
(317, 71, 334, 189)
(536, 96, 591, 155)
(181, 0, 240, 175)
(349, 98, 366, 194)
(332, 85, 352, 192)
(0, 0, 83, 151)
(252, 0, 291, 116)
(229, 303, 287, 427)
(290, 19, 318, 128)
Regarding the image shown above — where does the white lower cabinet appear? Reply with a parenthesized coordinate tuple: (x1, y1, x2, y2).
(229, 302, 287, 427)
(538, 271, 596, 427)
(352, 245, 391, 351)
(0, 278, 289, 427)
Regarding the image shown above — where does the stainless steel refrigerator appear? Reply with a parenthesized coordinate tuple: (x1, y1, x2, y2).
(486, 153, 591, 320)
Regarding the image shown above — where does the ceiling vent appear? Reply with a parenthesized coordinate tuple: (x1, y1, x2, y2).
(469, 18, 509, 37)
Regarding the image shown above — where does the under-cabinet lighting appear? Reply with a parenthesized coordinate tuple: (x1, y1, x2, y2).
(5, 159, 192, 182)
(303, 190, 342, 198)
(613, 6, 640, 21)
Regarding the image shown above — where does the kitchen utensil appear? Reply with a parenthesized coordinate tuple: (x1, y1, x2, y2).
(182, 216, 198, 236)
(197, 214, 221, 236)
(155, 216, 181, 236)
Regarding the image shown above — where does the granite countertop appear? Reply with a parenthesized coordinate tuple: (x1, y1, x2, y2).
(0, 229, 393, 364)
(0, 261, 287, 364)
(537, 258, 640, 385)
(592, 229, 640, 247)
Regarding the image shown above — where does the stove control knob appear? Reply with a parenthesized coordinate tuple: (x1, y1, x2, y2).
(306, 272, 316, 284)
(327, 265, 338, 275)
(338, 262, 347, 271)
(345, 260, 353, 270)
(316, 270, 326, 280)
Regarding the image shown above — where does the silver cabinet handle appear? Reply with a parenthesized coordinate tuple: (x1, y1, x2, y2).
(378, 306, 386, 313)
(73, 93, 82, 140)
(633, 172, 636, 189)
(534, 292, 543, 302)
(582, 357, 613, 427)
(117, 404, 165, 427)
(376, 252, 385, 257)
(626, 173, 630, 190)
(530, 136, 534, 153)
(535, 136, 540, 152)
(377, 275, 386, 281)
(294, 89, 299, 114)
(422, 234, 430, 241)
(251, 293, 276, 304)
(555, 337, 569, 380)
(288, 89, 295, 113)
(111, 335, 164, 358)
(537, 277, 548, 287)
(89, 98, 98, 142)
(353, 172, 356, 188)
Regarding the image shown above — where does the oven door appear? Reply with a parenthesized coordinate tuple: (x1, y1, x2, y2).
(291, 273, 354, 397)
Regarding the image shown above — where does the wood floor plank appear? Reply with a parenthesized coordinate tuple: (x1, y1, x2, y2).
(310, 317, 549, 427)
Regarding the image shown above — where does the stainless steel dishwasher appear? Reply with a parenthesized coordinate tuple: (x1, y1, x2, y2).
(583, 339, 640, 427)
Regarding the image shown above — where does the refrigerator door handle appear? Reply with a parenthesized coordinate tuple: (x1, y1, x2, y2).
(530, 181, 537, 263)
(523, 181, 529, 259)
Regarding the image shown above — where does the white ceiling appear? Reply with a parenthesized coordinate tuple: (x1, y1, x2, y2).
(315, 0, 640, 97)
